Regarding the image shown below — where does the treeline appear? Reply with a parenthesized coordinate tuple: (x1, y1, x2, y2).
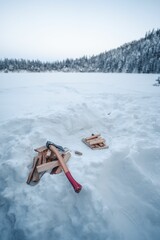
(0, 29, 160, 73)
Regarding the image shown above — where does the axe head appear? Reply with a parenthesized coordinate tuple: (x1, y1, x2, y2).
(46, 141, 65, 152)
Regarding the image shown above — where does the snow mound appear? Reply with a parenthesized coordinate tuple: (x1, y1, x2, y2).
(0, 73, 160, 240)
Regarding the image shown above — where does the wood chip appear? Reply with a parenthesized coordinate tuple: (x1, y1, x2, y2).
(75, 151, 83, 156)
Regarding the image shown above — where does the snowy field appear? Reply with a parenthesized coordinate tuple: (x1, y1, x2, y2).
(0, 73, 160, 240)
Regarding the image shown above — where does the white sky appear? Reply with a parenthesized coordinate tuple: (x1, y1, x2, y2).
(0, 0, 159, 61)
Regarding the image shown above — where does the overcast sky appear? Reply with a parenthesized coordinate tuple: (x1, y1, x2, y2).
(0, 0, 159, 61)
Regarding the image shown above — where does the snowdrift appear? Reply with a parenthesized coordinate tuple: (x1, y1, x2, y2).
(0, 73, 160, 240)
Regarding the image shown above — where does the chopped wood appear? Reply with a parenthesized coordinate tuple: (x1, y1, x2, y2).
(89, 138, 105, 145)
(37, 161, 59, 173)
(95, 144, 100, 148)
(42, 152, 47, 164)
(32, 168, 40, 182)
(50, 152, 58, 161)
(82, 134, 109, 150)
(37, 152, 43, 165)
(36, 152, 71, 173)
(26, 156, 39, 184)
(51, 152, 71, 174)
(46, 149, 51, 159)
(85, 134, 101, 141)
(99, 143, 104, 147)
(27, 142, 75, 185)
(34, 145, 48, 153)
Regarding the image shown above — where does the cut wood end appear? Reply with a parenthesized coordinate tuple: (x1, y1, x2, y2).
(34, 146, 48, 153)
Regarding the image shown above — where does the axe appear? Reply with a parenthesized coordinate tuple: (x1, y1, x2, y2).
(46, 141, 82, 193)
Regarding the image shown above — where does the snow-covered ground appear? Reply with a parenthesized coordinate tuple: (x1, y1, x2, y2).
(0, 73, 160, 240)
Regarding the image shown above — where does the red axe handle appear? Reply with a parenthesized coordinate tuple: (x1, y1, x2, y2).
(48, 144, 82, 193)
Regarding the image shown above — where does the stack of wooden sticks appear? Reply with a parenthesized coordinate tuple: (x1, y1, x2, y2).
(26, 145, 71, 185)
(82, 134, 109, 150)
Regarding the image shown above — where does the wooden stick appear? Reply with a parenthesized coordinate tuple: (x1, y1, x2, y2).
(31, 168, 40, 182)
(89, 138, 105, 145)
(26, 156, 39, 184)
(37, 152, 43, 165)
(36, 152, 71, 173)
(42, 152, 47, 164)
(34, 146, 48, 153)
(85, 134, 100, 141)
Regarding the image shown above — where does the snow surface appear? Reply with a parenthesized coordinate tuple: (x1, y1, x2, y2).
(0, 73, 160, 240)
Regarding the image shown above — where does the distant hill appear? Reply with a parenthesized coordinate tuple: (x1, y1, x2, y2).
(84, 29, 160, 73)
(0, 29, 160, 73)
